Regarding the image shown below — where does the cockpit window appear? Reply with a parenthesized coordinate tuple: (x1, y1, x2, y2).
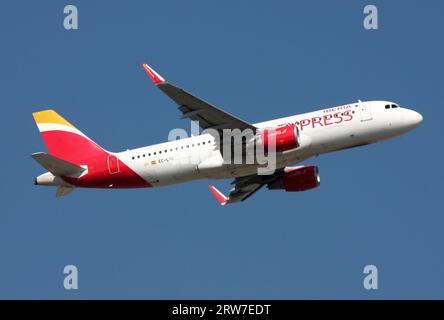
(385, 105, 390, 109)
(391, 104, 399, 108)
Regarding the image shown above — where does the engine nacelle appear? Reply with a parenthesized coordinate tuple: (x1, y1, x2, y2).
(260, 124, 300, 153)
(268, 165, 320, 192)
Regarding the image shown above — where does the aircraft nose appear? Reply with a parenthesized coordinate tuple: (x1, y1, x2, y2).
(404, 109, 423, 129)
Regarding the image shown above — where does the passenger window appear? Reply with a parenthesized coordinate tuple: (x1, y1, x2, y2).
(154, 152, 156, 155)
(143, 154, 145, 157)
(203, 142, 205, 145)
(137, 155, 140, 159)
(148, 153, 151, 156)
(132, 157, 135, 160)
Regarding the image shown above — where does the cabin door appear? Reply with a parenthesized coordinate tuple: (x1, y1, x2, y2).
(360, 104, 373, 121)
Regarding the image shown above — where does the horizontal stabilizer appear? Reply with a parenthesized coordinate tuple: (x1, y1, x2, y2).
(31, 152, 85, 177)
(56, 186, 75, 197)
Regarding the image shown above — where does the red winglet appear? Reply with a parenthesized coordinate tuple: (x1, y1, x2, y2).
(208, 185, 228, 206)
(141, 63, 166, 84)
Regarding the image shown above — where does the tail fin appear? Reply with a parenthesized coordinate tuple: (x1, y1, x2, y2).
(32, 110, 106, 165)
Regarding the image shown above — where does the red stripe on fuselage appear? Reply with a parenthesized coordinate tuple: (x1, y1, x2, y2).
(41, 130, 151, 188)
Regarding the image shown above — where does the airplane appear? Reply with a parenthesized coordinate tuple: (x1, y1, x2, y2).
(32, 63, 423, 204)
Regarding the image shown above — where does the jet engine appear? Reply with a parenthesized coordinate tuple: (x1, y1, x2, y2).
(259, 124, 300, 152)
(268, 165, 320, 192)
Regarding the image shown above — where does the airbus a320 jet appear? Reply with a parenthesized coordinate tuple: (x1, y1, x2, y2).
(32, 64, 423, 204)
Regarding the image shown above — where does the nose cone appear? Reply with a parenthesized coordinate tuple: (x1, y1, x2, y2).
(404, 109, 423, 129)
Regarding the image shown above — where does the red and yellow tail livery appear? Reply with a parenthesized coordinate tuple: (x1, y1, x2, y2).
(33, 110, 105, 165)
(32, 110, 150, 195)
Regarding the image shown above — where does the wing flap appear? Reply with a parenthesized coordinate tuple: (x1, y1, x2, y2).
(227, 183, 264, 204)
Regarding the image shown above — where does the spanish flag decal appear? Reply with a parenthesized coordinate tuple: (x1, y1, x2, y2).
(151, 160, 157, 165)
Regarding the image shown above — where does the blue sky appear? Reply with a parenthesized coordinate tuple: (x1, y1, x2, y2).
(1, 0, 443, 299)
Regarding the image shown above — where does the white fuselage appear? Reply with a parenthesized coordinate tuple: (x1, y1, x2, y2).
(118, 101, 422, 187)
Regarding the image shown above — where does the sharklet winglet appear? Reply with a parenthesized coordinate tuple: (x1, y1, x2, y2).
(141, 63, 166, 85)
(208, 185, 228, 206)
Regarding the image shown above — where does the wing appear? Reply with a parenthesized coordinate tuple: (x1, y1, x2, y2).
(209, 171, 282, 205)
(141, 63, 256, 132)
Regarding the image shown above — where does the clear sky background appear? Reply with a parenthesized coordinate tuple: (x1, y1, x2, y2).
(1, 1, 443, 299)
